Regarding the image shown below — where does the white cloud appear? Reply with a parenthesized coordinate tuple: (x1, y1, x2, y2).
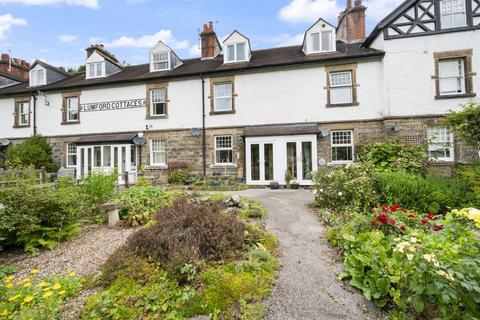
(188, 44, 200, 57)
(0, 0, 98, 9)
(365, 0, 405, 20)
(58, 34, 78, 43)
(258, 33, 304, 47)
(0, 14, 27, 40)
(278, 0, 341, 24)
(105, 29, 189, 49)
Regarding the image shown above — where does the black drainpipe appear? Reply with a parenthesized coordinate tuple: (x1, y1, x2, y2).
(201, 74, 206, 178)
(32, 92, 37, 136)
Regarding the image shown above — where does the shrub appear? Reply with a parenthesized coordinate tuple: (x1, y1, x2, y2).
(357, 141, 427, 175)
(455, 161, 480, 206)
(115, 186, 172, 226)
(444, 102, 480, 157)
(104, 198, 247, 278)
(5, 135, 59, 172)
(313, 163, 376, 212)
(82, 172, 117, 207)
(167, 169, 188, 184)
(0, 271, 82, 319)
(375, 171, 476, 213)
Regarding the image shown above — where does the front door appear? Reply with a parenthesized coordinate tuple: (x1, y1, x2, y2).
(286, 140, 314, 182)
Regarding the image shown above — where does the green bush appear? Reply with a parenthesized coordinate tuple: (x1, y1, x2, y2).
(116, 186, 172, 226)
(357, 141, 427, 175)
(167, 169, 188, 184)
(313, 163, 376, 213)
(375, 171, 476, 213)
(456, 161, 480, 206)
(5, 135, 59, 172)
(82, 172, 117, 208)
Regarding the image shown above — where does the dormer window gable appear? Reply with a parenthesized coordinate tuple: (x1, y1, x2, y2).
(150, 41, 183, 73)
(223, 31, 251, 64)
(85, 45, 123, 80)
(28, 60, 70, 87)
(302, 18, 337, 55)
(86, 51, 106, 79)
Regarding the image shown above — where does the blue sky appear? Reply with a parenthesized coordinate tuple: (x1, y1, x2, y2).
(0, 0, 404, 69)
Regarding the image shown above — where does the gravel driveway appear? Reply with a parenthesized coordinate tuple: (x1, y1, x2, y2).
(237, 189, 384, 320)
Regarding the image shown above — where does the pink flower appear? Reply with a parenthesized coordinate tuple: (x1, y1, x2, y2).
(426, 213, 434, 220)
(391, 204, 401, 212)
(382, 205, 389, 213)
(377, 214, 388, 225)
(400, 226, 407, 231)
(390, 219, 396, 225)
(371, 220, 378, 226)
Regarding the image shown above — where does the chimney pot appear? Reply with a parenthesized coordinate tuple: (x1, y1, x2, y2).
(200, 21, 221, 60)
(337, 0, 366, 43)
(354, 0, 362, 7)
(1, 54, 9, 62)
(346, 0, 352, 8)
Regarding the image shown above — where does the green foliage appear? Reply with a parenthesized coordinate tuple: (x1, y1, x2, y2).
(284, 170, 293, 184)
(168, 169, 188, 184)
(357, 141, 427, 175)
(375, 171, 476, 213)
(116, 186, 172, 226)
(444, 102, 480, 153)
(237, 198, 268, 220)
(455, 161, 480, 206)
(82, 172, 117, 207)
(313, 163, 376, 213)
(186, 178, 248, 191)
(5, 135, 59, 172)
(0, 272, 83, 319)
(0, 265, 18, 279)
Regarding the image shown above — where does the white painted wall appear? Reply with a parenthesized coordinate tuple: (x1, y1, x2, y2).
(369, 30, 480, 117)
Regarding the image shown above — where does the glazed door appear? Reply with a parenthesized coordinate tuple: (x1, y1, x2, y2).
(285, 138, 315, 184)
(249, 142, 274, 184)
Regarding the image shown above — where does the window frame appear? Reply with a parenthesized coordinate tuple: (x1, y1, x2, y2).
(210, 76, 236, 115)
(150, 138, 167, 166)
(433, 49, 476, 99)
(66, 143, 77, 168)
(325, 64, 359, 107)
(225, 42, 248, 63)
(427, 126, 455, 162)
(30, 69, 46, 87)
(87, 62, 104, 78)
(438, 58, 466, 95)
(151, 51, 170, 71)
(214, 135, 234, 165)
(66, 96, 80, 122)
(146, 82, 169, 119)
(310, 30, 333, 53)
(440, 0, 467, 29)
(62, 92, 81, 124)
(18, 101, 30, 126)
(13, 97, 30, 128)
(330, 130, 354, 164)
(150, 88, 168, 116)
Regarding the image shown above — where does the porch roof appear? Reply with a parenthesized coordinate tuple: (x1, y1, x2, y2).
(75, 133, 137, 145)
(244, 124, 319, 137)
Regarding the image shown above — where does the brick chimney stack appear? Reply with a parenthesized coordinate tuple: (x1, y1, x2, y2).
(200, 21, 221, 60)
(337, 0, 366, 43)
(0, 53, 30, 80)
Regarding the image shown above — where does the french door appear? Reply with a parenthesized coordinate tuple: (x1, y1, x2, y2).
(246, 135, 317, 185)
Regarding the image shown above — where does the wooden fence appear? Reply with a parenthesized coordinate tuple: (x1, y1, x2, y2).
(0, 167, 47, 188)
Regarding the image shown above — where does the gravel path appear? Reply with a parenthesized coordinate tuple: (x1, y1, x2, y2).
(236, 189, 385, 320)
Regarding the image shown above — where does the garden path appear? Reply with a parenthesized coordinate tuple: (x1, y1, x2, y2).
(236, 189, 384, 320)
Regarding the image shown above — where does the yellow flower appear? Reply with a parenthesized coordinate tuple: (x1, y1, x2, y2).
(4, 275, 15, 283)
(37, 281, 48, 287)
(23, 282, 32, 288)
(437, 270, 455, 281)
(406, 253, 414, 261)
(52, 283, 62, 290)
(43, 291, 53, 299)
(23, 296, 34, 303)
(67, 271, 76, 277)
(8, 294, 21, 302)
(30, 269, 39, 275)
(5, 283, 14, 288)
(43, 287, 51, 292)
(58, 290, 66, 295)
(1, 309, 8, 316)
(18, 277, 31, 284)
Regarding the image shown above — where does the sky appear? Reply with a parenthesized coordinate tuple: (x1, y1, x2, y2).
(0, 0, 405, 69)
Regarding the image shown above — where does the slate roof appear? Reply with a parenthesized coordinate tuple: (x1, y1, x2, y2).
(0, 71, 27, 83)
(0, 42, 384, 96)
(30, 60, 72, 77)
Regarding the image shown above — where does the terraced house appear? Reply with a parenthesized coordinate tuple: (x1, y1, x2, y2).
(0, 0, 479, 185)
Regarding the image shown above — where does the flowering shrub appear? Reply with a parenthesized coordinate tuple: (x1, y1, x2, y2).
(452, 207, 480, 229)
(313, 163, 376, 213)
(329, 206, 480, 318)
(0, 269, 82, 319)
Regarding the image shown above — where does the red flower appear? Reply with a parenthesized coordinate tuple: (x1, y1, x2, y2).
(402, 209, 409, 213)
(426, 213, 434, 220)
(391, 204, 401, 212)
(371, 220, 378, 226)
(382, 205, 389, 213)
(400, 226, 407, 231)
(377, 214, 388, 225)
(390, 219, 396, 225)
(432, 225, 444, 232)
(420, 219, 428, 224)
(408, 214, 417, 219)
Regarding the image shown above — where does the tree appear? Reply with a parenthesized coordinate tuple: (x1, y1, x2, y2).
(5, 135, 59, 172)
(444, 102, 480, 158)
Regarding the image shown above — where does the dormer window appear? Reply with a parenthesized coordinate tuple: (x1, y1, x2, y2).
(152, 52, 170, 71)
(88, 62, 104, 78)
(311, 31, 333, 53)
(30, 69, 45, 87)
(226, 43, 246, 63)
(302, 18, 336, 55)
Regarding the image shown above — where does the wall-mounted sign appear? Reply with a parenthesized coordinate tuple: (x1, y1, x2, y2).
(80, 99, 146, 112)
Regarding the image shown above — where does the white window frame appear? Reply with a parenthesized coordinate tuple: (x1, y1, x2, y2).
(150, 139, 167, 166)
(87, 62, 104, 78)
(151, 51, 170, 71)
(310, 30, 333, 53)
(440, 0, 467, 29)
(329, 71, 354, 105)
(66, 143, 77, 167)
(214, 135, 233, 165)
(438, 58, 466, 95)
(66, 96, 79, 122)
(331, 130, 354, 164)
(428, 127, 455, 161)
(30, 69, 46, 87)
(150, 88, 167, 116)
(19, 101, 30, 126)
(213, 82, 233, 112)
(225, 42, 247, 63)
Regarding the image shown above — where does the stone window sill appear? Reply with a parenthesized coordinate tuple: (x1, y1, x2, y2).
(210, 164, 237, 169)
(210, 110, 235, 115)
(145, 165, 168, 170)
(326, 102, 359, 108)
(146, 115, 168, 120)
(435, 93, 476, 100)
(61, 121, 80, 125)
(12, 124, 30, 128)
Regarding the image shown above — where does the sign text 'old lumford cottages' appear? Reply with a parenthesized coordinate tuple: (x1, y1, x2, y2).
(79, 99, 146, 112)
